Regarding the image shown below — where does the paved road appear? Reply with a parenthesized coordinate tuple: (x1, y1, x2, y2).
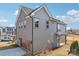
(0, 47, 26, 56)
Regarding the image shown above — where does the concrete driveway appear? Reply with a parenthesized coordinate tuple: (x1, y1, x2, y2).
(0, 47, 26, 56)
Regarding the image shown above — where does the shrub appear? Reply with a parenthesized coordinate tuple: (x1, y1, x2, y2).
(70, 41, 78, 53)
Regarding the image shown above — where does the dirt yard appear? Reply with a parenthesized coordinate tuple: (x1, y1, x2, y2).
(0, 41, 16, 50)
(37, 34, 79, 56)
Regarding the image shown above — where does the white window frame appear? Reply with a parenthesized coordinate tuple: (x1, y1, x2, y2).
(34, 18, 39, 28)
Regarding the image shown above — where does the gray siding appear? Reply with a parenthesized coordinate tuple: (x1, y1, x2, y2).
(49, 21, 57, 48)
(16, 8, 32, 49)
(58, 24, 66, 44)
(16, 6, 66, 55)
(32, 7, 57, 53)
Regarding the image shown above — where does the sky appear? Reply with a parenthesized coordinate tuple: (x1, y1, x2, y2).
(0, 3, 79, 29)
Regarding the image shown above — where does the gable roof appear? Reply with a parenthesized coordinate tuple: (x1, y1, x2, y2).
(29, 4, 53, 17)
(17, 4, 66, 25)
(19, 4, 52, 18)
(16, 6, 32, 21)
(21, 6, 32, 15)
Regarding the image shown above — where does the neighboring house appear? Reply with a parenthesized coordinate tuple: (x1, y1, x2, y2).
(16, 5, 67, 55)
(0, 27, 15, 41)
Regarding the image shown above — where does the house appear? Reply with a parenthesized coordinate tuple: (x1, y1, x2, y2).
(0, 27, 15, 41)
(16, 4, 67, 55)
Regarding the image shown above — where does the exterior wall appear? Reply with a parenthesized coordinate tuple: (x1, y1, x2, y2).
(16, 6, 66, 55)
(16, 8, 32, 51)
(58, 24, 66, 45)
(32, 7, 57, 53)
(49, 21, 57, 48)
(16, 8, 27, 46)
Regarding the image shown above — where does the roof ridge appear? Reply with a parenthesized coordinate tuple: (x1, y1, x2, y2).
(28, 4, 44, 15)
(20, 5, 33, 11)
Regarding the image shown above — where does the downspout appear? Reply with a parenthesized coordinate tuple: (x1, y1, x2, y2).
(65, 24, 67, 44)
(29, 16, 33, 56)
(56, 22, 59, 47)
(15, 19, 17, 46)
(32, 17, 33, 56)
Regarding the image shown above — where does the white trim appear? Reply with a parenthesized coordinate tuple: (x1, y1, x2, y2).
(31, 5, 52, 18)
(31, 6, 43, 16)
(22, 7, 29, 15)
(43, 5, 52, 17)
(16, 7, 22, 21)
(34, 18, 39, 22)
(25, 15, 30, 19)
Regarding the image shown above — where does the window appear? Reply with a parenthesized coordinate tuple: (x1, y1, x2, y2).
(21, 22, 23, 28)
(58, 24, 61, 32)
(34, 18, 39, 28)
(24, 25, 26, 28)
(24, 20, 27, 28)
(3, 29, 6, 32)
(19, 20, 27, 28)
(20, 26, 23, 28)
(19, 22, 23, 28)
(35, 21, 39, 28)
(58, 24, 61, 31)
(8, 37, 10, 39)
(58, 24, 60, 30)
(19, 23, 21, 28)
(46, 21, 49, 28)
(4, 37, 7, 39)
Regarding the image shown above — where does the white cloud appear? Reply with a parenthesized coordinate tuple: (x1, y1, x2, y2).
(57, 9, 79, 29)
(0, 19, 15, 27)
(8, 24, 15, 27)
(67, 9, 79, 18)
(56, 15, 79, 29)
(67, 27, 71, 30)
(56, 16, 74, 24)
(57, 9, 79, 24)
(0, 19, 8, 22)
(14, 9, 19, 15)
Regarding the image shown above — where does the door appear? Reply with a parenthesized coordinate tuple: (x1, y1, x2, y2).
(56, 35, 60, 47)
(19, 38, 32, 51)
(19, 38, 26, 49)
